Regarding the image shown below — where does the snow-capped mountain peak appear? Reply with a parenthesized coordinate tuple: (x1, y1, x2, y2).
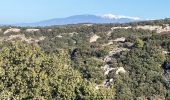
(100, 14, 140, 20)
(16, 14, 141, 26)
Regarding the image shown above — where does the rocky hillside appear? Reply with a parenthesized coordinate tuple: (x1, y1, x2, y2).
(0, 18, 170, 99)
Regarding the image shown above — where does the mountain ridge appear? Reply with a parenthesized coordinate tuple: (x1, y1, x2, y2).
(15, 14, 141, 26)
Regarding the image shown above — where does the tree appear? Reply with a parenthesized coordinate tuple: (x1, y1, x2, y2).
(0, 41, 116, 99)
(134, 38, 144, 48)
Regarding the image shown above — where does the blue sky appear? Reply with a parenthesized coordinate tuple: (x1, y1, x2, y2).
(0, 0, 169, 24)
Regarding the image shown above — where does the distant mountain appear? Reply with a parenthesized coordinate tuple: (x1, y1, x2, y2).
(16, 14, 141, 26)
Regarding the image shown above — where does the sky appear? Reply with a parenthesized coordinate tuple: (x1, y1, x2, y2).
(0, 0, 170, 24)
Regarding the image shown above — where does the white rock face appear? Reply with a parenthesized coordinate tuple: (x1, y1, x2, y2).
(107, 41, 113, 45)
(6, 34, 45, 43)
(136, 25, 161, 31)
(158, 26, 170, 33)
(111, 26, 132, 30)
(107, 31, 112, 36)
(48, 29, 52, 31)
(116, 67, 126, 74)
(95, 85, 99, 90)
(4, 28, 20, 34)
(69, 32, 78, 37)
(136, 25, 170, 33)
(56, 35, 62, 38)
(38, 36, 46, 41)
(0, 29, 2, 33)
(90, 34, 100, 43)
(102, 40, 113, 47)
(163, 50, 170, 54)
(26, 29, 39, 32)
(113, 37, 126, 42)
(109, 79, 113, 82)
(101, 64, 110, 71)
(6, 34, 29, 42)
(104, 68, 116, 75)
(104, 56, 112, 63)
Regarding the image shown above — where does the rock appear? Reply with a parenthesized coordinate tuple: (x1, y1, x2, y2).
(26, 29, 39, 32)
(104, 68, 115, 76)
(107, 31, 112, 36)
(102, 40, 113, 47)
(39, 36, 46, 41)
(109, 79, 113, 82)
(116, 67, 126, 74)
(111, 26, 131, 30)
(104, 56, 112, 63)
(163, 50, 170, 54)
(95, 85, 99, 90)
(136, 25, 170, 33)
(56, 35, 62, 38)
(48, 29, 52, 31)
(90, 34, 100, 43)
(102, 59, 116, 75)
(6, 34, 45, 43)
(69, 32, 78, 37)
(101, 64, 110, 71)
(107, 40, 113, 45)
(136, 25, 161, 31)
(124, 42, 134, 48)
(4, 28, 20, 34)
(113, 37, 126, 42)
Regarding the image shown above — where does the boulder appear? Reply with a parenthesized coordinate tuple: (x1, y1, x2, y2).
(90, 34, 100, 43)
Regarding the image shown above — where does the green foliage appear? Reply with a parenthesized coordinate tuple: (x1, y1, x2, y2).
(115, 44, 167, 99)
(1, 19, 170, 99)
(134, 38, 144, 48)
(0, 41, 115, 99)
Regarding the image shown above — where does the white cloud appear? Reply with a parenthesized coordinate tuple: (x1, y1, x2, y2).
(100, 14, 140, 20)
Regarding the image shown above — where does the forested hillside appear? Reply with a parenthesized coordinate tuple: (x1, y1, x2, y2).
(0, 19, 170, 99)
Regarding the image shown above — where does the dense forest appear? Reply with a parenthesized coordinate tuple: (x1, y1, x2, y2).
(0, 18, 170, 99)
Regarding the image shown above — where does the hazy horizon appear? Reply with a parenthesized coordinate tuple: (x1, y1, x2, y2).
(0, 0, 170, 24)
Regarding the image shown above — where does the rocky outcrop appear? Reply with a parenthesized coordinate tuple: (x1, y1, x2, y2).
(26, 29, 39, 33)
(113, 37, 126, 42)
(97, 44, 129, 89)
(136, 25, 170, 33)
(103, 56, 112, 63)
(2, 34, 45, 43)
(4, 28, 20, 34)
(136, 25, 161, 31)
(48, 29, 52, 32)
(90, 34, 100, 43)
(116, 67, 126, 74)
(111, 26, 132, 30)
(107, 31, 112, 36)
(39, 36, 46, 41)
(56, 35, 63, 38)
(163, 50, 170, 54)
